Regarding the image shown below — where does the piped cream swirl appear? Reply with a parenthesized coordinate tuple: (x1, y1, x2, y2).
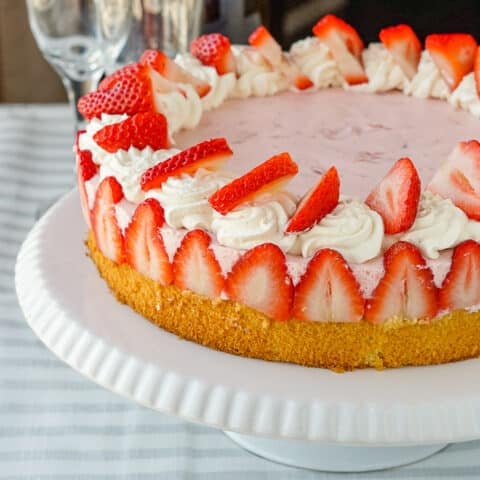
(449, 72, 480, 118)
(386, 191, 480, 259)
(211, 191, 297, 251)
(289, 37, 343, 89)
(293, 197, 384, 263)
(404, 50, 449, 99)
(154, 84, 202, 138)
(174, 53, 237, 111)
(99, 147, 180, 203)
(231, 46, 288, 98)
(350, 43, 408, 93)
(146, 169, 232, 230)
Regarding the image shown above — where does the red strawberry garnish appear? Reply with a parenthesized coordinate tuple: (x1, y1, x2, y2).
(173, 229, 224, 298)
(78, 149, 98, 181)
(285, 166, 340, 233)
(141, 138, 233, 191)
(209, 152, 298, 215)
(225, 243, 293, 321)
(474, 46, 480, 96)
(190, 33, 236, 75)
(365, 157, 421, 235)
(93, 112, 168, 153)
(313, 14, 367, 85)
(76, 149, 98, 228)
(248, 25, 313, 90)
(293, 249, 364, 322)
(92, 176, 124, 263)
(140, 49, 211, 97)
(78, 64, 155, 120)
(439, 240, 480, 311)
(427, 140, 480, 221)
(365, 242, 438, 324)
(249, 25, 283, 66)
(425, 33, 477, 91)
(125, 198, 172, 285)
(75, 129, 86, 152)
(379, 24, 422, 80)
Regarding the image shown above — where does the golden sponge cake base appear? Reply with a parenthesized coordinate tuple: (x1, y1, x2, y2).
(87, 232, 480, 371)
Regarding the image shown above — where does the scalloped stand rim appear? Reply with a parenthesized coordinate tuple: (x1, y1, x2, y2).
(14, 189, 480, 465)
(225, 432, 447, 472)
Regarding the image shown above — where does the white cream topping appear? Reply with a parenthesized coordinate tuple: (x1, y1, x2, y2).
(146, 169, 232, 230)
(349, 43, 408, 93)
(174, 53, 237, 111)
(404, 50, 450, 100)
(293, 197, 384, 263)
(154, 84, 202, 139)
(231, 45, 288, 98)
(289, 37, 343, 89)
(115, 198, 136, 232)
(211, 191, 297, 251)
(449, 72, 480, 118)
(99, 147, 180, 203)
(385, 191, 480, 259)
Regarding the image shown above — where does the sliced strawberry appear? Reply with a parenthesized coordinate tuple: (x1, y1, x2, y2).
(141, 138, 233, 191)
(427, 140, 480, 221)
(173, 229, 224, 298)
(225, 243, 293, 321)
(140, 49, 211, 97)
(365, 157, 421, 235)
(248, 25, 283, 66)
(190, 33, 236, 75)
(248, 25, 313, 90)
(209, 152, 298, 215)
(293, 249, 364, 322)
(93, 112, 168, 153)
(379, 24, 421, 80)
(439, 240, 480, 311)
(285, 166, 340, 233)
(474, 46, 480, 96)
(365, 242, 438, 324)
(425, 33, 477, 91)
(125, 198, 172, 285)
(76, 149, 98, 228)
(79, 61, 188, 120)
(78, 64, 155, 120)
(92, 176, 124, 263)
(312, 14, 367, 85)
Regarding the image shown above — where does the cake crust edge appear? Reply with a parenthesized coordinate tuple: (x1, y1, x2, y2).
(86, 231, 480, 371)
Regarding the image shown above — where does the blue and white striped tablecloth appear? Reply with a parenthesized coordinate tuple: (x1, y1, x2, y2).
(1, 104, 480, 479)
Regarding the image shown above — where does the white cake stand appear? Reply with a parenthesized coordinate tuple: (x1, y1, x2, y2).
(15, 190, 480, 472)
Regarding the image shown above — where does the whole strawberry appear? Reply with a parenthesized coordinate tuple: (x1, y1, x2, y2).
(78, 64, 154, 120)
(93, 112, 169, 153)
(190, 33, 236, 75)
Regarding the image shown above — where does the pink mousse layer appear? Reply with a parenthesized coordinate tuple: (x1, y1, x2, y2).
(175, 89, 480, 198)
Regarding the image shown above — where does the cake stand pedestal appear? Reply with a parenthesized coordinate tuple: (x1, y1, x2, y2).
(15, 190, 480, 473)
(224, 433, 446, 472)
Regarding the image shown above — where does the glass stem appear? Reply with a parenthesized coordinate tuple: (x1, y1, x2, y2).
(62, 73, 103, 132)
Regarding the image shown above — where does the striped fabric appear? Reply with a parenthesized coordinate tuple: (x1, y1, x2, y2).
(1, 104, 480, 479)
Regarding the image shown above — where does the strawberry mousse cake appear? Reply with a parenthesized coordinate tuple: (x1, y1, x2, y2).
(76, 15, 480, 370)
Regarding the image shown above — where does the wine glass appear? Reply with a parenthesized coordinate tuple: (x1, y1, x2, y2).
(26, 0, 132, 130)
(115, 0, 204, 68)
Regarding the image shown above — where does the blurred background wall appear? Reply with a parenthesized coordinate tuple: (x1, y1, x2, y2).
(1, 0, 480, 103)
